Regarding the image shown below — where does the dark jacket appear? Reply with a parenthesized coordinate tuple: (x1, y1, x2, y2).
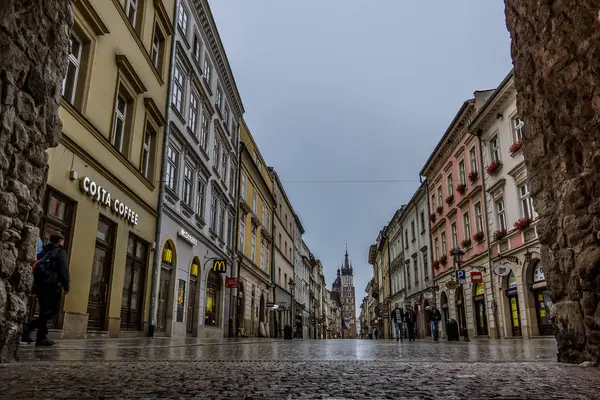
(430, 308, 442, 322)
(405, 310, 417, 324)
(390, 308, 404, 323)
(42, 243, 70, 292)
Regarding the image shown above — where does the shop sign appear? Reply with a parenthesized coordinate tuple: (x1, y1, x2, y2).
(456, 269, 466, 284)
(471, 271, 483, 284)
(494, 265, 511, 277)
(423, 292, 433, 300)
(212, 260, 227, 273)
(532, 281, 547, 290)
(79, 176, 139, 225)
(178, 228, 198, 246)
(445, 280, 458, 290)
(506, 288, 518, 296)
(225, 277, 238, 288)
(474, 284, 485, 296)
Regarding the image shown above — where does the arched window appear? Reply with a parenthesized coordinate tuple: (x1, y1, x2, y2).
(533, 263, 545, 283)
(205, 270, 222, 326)
(162, 241, 174, 265)
(508, 271, 517, 289)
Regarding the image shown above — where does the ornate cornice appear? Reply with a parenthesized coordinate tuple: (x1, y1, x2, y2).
(76, 0, 110, 35)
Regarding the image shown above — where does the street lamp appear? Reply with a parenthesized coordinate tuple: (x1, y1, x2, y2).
(288, 278, 296, 338)
(452, 246, 465, 267)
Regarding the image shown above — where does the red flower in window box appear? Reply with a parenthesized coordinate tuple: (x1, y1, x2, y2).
(445, 195, 455, 205)
(468, 171, 479, 183)
(473, 231, 485, 243)
(486, 160, 503, 175)
(509, 140, 523, 154)
(430, 213, 437, 223)
(460, 238, 472, 248)
(493, 229, 507, 241)
(433, 260, 440, 269)
(456, 183, 467, 195)
(436, 206, 443, 214)
(440, 255, 448, 265)
(514, 217, 533, 231)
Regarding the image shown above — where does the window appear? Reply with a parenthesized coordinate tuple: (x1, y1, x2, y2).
(414, 259, 419, 285)
(205, 270, 221, 326)
(177, 4, 188, 35)
(196, 179, 205, 217)
(176, 279, 186, 323)
(229, 161, 235, 192)
(437, 186, 443, 207)
(213, 136, 221, 171)
(62, 33, 82, 104)
(431, 194, 436, 210)
(210, 194, 217, 231)
(463, 212, 471, 241)
(253, 191, 258, 214)
(284, 273, 288, 290)
(165, 145, 179, 192)
(251, 227, 256, 261)
(172, 65, 185, 113)
(203, 57, 212, 85)
(404, 229, 409, 249)
(475, 203, 483, 233)
(434, 237, 439, 260)
(241, 171, 247, 200)
(140, 129, 154, 180)
(469, 147, 478, 174)
(188, 91, 199, 134)
(89, 217, 116, 331)
(279, 234, 282, 248)
(490, 135, 500, 162)
(221, 152, 228, 180)
(112, 95, 128, 153)
(520, 184, 534, 218)
(223, 106, 230, 130)
(406, 263, 411, 288)
(512, 116, 525, 143)
(219, 201, 225, 239)
(193, 33, 201, 61)
(125, 0, 138, 26)
(183, 164, 193, 206)
(423, 252, 429, 280)
(441, 232, 447, 254)
(451, 223, 458, 248)
(496, 198, 507, 231)
(255, 152, 262, 172)
(200, 113, 209, 150)
(411, 221, 415, 241)
(459, 160, 466, 185)
(152, 32, 161, 70)
(240, 218, 246, 251)
(260, 243, 265, 269)
(447, 175, 454, 197)
(216, 87, 223, 110)
(266, 211, 271, 232)
(262, 204, 266, 227)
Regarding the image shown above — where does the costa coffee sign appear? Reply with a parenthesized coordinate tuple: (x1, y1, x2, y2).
(80, 176, 139, 226)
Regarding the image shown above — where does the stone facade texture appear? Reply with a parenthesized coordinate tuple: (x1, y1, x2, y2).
(505, 0, 600, 363)
(0, 0, 72, 362)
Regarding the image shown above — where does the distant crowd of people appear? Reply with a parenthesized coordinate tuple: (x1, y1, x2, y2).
(365, 303, 442, 342)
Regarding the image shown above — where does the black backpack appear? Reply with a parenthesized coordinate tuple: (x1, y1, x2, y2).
(33, 249, 58, 288)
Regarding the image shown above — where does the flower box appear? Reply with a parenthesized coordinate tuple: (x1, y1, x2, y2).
(461, 238, 472, 248)
(473, 231, 485, 243)
(493, 229, 507, 241)
(430, 213, 437, 223)
(433, 260, 440, 269)
(456, 183, 467, 195)
(440, 255, 448, 265)
(514, 217, 533, 231)
(445, 195, 455, 205)
(509, 140, 523, 154)
(486, 160, 503, 176)
(436, 206, 443, 214)
(468, 171, 479, 183)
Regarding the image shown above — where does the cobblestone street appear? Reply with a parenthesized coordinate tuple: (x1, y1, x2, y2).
(0, 338, 598, 398)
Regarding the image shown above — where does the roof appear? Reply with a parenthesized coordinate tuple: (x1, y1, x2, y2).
(468, 70, 515, 132)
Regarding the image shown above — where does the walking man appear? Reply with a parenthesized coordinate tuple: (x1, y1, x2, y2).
(23, 232, 70, 346)
(430, 306, 442, 341)
(405, 306, 417, 342)
(391, 303, 404, 342)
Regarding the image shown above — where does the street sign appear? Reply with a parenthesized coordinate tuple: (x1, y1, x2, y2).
(266, 301, 276, 308)
(212, 259, 227, 273)
(423, 292, 433, 300)
(471, 271, 483, 284)
(494, 265, 511, 277)
(225, 277, 238, 288)
(446, 280, 458, 290)
(456, 269, 466, 284)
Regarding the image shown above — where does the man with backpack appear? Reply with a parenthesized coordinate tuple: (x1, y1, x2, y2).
(22, 232, 70, 346)
(429, 306, 443, 341)
(405, 305, 417, 342)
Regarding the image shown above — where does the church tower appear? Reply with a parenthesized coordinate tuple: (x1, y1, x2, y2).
(339, 245, 356, 338)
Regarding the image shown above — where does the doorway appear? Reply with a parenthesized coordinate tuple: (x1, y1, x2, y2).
(455, 287, 467, 333)
(440, 291, 449, 335)
(473, 283, 489, 336)
(87, 217, 116, 331)
(120, 234, 148, 331)
(187, 258, 200, 335)
(157, 241, 175, 333)
(236, 282, 245, 336)
(505, 271, 521, 337)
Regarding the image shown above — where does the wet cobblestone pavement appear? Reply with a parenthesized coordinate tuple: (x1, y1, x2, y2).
(1, 338, 599, 399)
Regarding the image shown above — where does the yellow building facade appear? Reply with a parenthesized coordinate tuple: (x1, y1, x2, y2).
(40, 0, 173, 338)
(235, 120, 275, 337)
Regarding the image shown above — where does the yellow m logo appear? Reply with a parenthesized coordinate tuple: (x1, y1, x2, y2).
(213, 260, 226, 273)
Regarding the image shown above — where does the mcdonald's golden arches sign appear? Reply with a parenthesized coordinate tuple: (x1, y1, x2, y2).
(212, 260, 227, 273)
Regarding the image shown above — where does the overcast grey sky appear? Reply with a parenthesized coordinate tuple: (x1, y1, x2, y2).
(209, 0, 513, 316)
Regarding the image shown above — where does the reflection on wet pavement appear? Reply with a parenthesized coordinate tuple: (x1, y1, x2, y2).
(19, 337, 558, 362)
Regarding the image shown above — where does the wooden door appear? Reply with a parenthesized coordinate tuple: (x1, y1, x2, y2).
(120, 236, 147, 331)
(157, 266, 172, 332)
(186, 277, 197, 334)
(87, 217, 115, 331)
(474, 300, 489, 336)
(509, 295, 522, 337)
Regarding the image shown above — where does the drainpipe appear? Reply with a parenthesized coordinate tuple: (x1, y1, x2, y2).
(475, 130, 500, 339)
(148, 0, 179, 337)
(229, 140, 245, 337)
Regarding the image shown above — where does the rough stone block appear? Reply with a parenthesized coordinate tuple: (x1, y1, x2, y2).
(0, 191, 18, 216)
(0, 242, 17, 276)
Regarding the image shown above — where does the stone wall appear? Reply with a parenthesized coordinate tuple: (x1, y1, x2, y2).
(0, 0, 72, 362)
(505, 0, 600, 363)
